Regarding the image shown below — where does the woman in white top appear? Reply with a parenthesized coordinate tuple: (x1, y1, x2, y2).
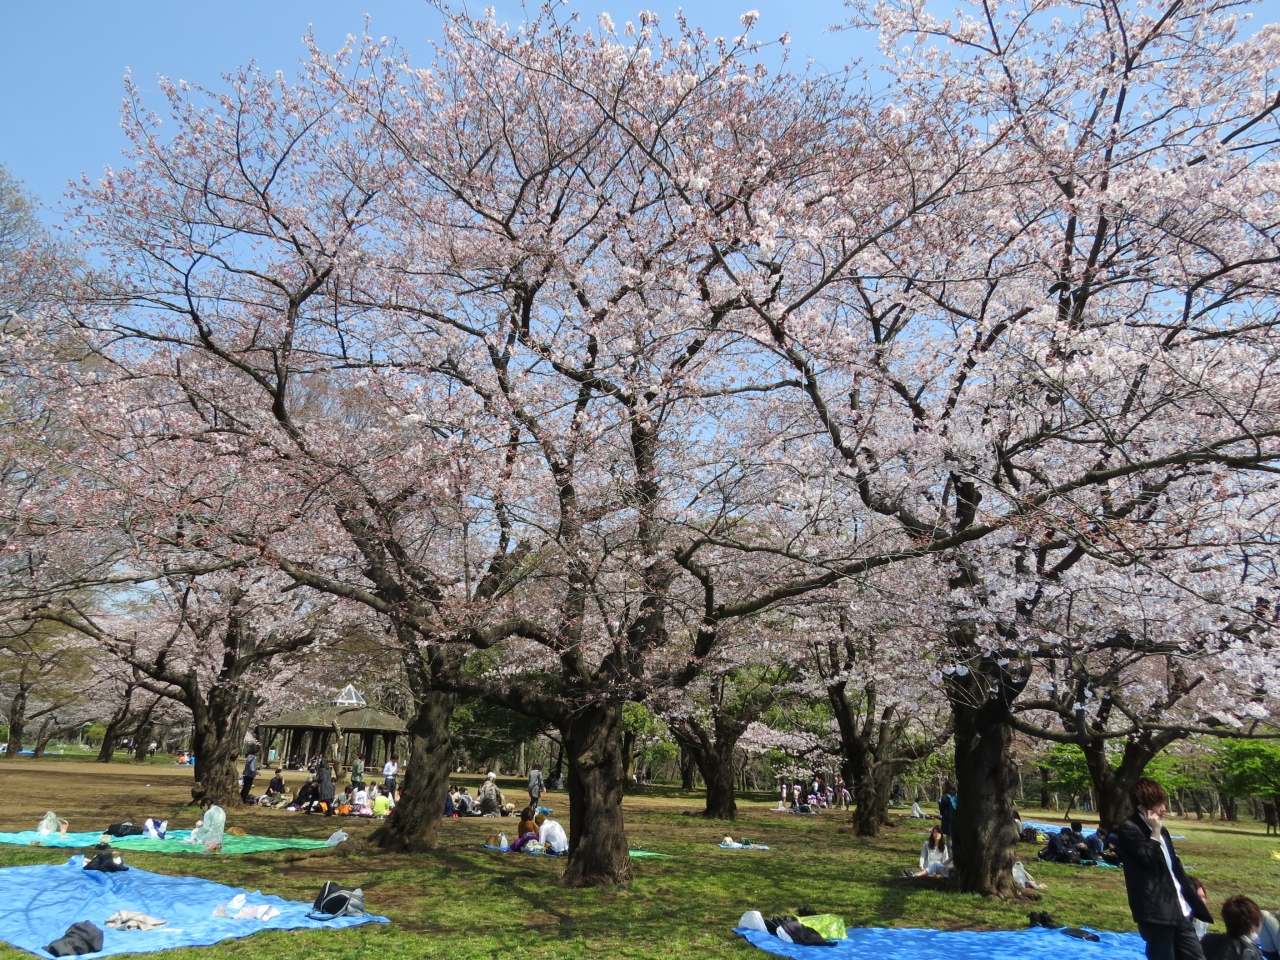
(913, 826, 952, 876)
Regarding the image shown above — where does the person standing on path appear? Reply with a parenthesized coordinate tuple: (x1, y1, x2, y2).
(938, 781, 958, 841)
(1116, 777, 1212, 960)
(240, 750, 259, 805)
(383, 755, 399, 793)
(528, 763, 546, 807)
(350, 754, 365, 787)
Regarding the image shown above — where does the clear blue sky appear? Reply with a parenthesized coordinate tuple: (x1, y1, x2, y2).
(0, 0, 870, 219)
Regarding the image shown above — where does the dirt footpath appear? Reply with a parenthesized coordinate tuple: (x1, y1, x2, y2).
(0, 758, 202, 834)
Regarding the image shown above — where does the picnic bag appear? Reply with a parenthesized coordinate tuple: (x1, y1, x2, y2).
(309, 881, 365, 919)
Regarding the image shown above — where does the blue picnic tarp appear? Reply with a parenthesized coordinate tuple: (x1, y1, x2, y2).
(736, 926, 1147, 960)
(0, 856, 386, 957)
(0, 832, 107, 849)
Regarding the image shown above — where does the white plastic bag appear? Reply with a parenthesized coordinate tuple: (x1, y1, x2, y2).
(498, 832, 509, 850)
(325, 830, 349, 846)
(36, 812, 61, 835)
(738, 911, 768, 932)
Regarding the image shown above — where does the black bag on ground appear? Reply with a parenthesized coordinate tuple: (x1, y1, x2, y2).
(1020, 826, 1038, 844)
(106, 822, 145, 837)
(309, 881, 365, 919)
(46, 921, 104, 957)
(765, 916, 834, 947)
(83, 852, 128, 872)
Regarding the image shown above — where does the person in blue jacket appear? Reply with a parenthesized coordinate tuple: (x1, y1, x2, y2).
(938, 782, 958, 841)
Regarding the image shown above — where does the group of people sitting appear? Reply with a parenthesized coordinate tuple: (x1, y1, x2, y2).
(1034, 819, 1115, 865)
(444, 772, 511, 817)
(501, 806, 570, 855)
(776, 776, 852, 814)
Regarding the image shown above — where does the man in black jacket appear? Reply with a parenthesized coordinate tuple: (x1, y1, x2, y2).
(1116, 777, 1213, 960)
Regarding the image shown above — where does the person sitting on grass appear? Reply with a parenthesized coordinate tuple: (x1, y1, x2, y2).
(444, 787, 455, 818)
(1069, 820, 1095, 860)
(479, 772, 504, 816)
(909, 827, 952, 877)
(1201, 895, 1264, 960)
(456, 787, 477, 816)
(1040, 827, 1082, 864)
(536, 813, 569, 855)
(507, 807, 541, 851)
(290, 777, 320, 813)
(1257, 906, 1280, 960)
(372, 785, 392, 818)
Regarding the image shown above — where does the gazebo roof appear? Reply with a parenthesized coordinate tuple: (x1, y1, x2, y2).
(260, 688, 407, 734)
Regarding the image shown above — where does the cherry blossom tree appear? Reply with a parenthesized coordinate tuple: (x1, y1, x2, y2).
(681, 0, 1280, 893)
(42, 570, 340, 803)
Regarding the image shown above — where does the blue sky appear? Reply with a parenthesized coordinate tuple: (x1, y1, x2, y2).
(0, 0, 871, 219)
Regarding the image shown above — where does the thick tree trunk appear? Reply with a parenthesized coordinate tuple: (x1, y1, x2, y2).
(828, 681, 915, 837)
(96, 732, 118, 763)
(679, 746, 696, 791)
(371, 689, 455, 852)
(191, 683, 262, 806)
(561, 701, 632, 887)
(1081, 733, 1179, 832)
(950, 693, 1021, 896)
(621, 728, 638, 785)
(670, 716, 745, 820)
(3, 691, 27, 759)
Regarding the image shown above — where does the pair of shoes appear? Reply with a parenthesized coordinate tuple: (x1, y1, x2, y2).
(1027, 911, 1058, 928)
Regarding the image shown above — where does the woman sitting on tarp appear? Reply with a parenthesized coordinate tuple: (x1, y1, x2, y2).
(184, 798, 225, 850)
(507, 807, 541, 851)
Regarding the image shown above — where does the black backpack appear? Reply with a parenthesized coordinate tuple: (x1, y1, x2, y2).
(764, 915, 834, 947)
(309, 881, 365, 919)
(83, 852, 128, 872)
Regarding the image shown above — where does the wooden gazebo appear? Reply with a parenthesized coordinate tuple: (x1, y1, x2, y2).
(255, 685, 407, 770)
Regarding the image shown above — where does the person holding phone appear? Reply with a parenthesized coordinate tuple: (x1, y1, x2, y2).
(1116, 777, 1213, 960)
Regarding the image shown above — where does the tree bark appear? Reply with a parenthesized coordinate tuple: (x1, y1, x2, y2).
(679, 745, 696, 791)
(947, 659, 1024, 897)
(1081, 734, 1180, 832)
(190, 682, 261, 806)
(371, 688, 455, 852)
(828, 680, 938, 837)
(3, 689, 27, 759)
(669, 716, 744, 820)
(561, 701, 632, 887)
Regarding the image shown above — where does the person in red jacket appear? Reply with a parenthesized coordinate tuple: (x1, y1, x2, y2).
(1116, 777, 1213, 960)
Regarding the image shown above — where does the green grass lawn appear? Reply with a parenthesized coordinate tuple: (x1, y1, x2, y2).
(3, 780, 1280, 960)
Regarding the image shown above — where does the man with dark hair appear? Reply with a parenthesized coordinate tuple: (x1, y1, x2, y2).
(1200, 895, 1264, 960)
(1117, 777, 1213, 960)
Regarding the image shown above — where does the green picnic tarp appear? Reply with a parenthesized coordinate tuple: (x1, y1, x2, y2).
(113, 833, 331, 854)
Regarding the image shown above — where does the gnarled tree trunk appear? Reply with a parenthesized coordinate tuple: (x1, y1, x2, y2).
(943, 634, 1031, 898)
(950, 692, 1021, 896)
(669, 715, 747, 820)
(371, 688, 455, 852)
(191, 682, 261, 806)
(561, 701, 632, 887)
(1082, 733, 1181, 832)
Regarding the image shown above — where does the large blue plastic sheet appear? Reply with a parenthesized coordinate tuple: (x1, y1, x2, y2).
(735, 925, 1147, 960)
(0, 856, 387, 957)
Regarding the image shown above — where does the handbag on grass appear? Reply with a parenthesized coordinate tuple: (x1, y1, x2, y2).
(309, 881, 365, 919)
